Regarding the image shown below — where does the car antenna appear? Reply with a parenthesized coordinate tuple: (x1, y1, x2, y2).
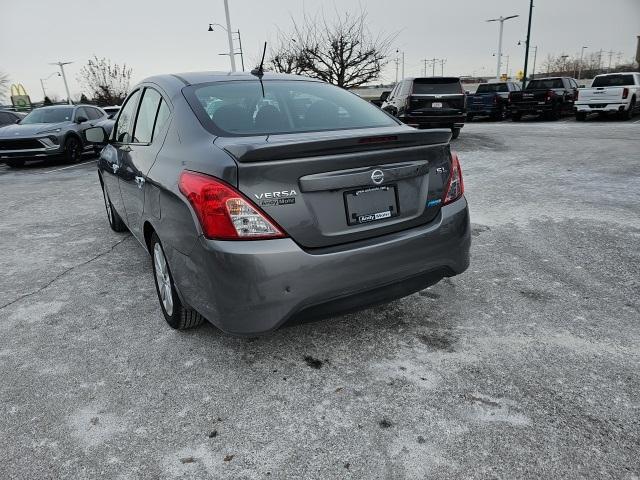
(251, 41, 267, 97)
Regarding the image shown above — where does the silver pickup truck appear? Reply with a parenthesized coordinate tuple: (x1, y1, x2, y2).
(575, 72, 640, 120)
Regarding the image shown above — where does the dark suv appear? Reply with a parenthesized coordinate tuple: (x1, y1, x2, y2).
(381, 77, 466, 139)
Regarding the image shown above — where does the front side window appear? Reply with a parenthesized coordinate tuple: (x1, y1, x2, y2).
(133, 88, 162, 143)
(186, 80, 397, 136)
(88, 107, 103, 120)
(114, 90, 140, 143)
(21, 107, 74, 124)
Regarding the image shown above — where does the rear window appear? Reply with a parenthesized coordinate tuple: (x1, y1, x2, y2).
(412, 78, 462, 95)
(526, 79, 564, 89)
(591, 74, 635, 87)
(476, 83, 508, 93)
(186, 80, 397, 136)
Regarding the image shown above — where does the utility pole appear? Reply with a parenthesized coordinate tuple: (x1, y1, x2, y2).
(577, 46, 588, 80)
(223, 0, 236, 72)
(530, 45, 538, 80)
(597, 49, 604, 73)
(487, 14, 519, 80)
(236, 29, 245, 71)
(49, 61, 73, 104)
(504, 55, 510, 78)
(394, 57, 399, 83)
(521, 0, 533, 87)
(422, 59, 428, 77)
(402, 51, 405, 79)
(606, 50, 615, 72)
(39, 72, 60, 101)
(560, 54, 569, 74)
(440, 59, 446, 76)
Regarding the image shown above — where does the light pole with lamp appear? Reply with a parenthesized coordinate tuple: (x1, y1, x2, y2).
(486, 15, 519, 80)
(49, 61, 73, 105)
(518, 41, 537, 80)
(208, 23, 245, 71)
(39, 72, 60, 101)
(577, 46, 588, 80)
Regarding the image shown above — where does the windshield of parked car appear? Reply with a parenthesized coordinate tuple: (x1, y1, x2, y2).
(591, 75, 635, 87)
(476, 83, 508, 93)
(21, 107, 74, 124)
(186, 80, 397, 135)
(526, 79, 564, 89)
(411, 79, 462, 95)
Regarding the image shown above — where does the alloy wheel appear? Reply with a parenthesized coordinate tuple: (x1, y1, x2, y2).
(153, 243, 173, 316)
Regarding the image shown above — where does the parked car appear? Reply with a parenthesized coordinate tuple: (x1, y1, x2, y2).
(508, 77, 579, 121)
(0, 104, 112, 167)
(467, 81, 521, 121)
(575, 72, 640, 121)
(103, 105, 121, 119)
(85, 72, 471, 335)
(381, 77, 467, 139)
(0, 110, 26, 127)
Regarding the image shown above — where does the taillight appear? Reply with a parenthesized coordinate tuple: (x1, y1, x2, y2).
(545, 90, 553, 102)
(178, 171, 287, 240)
(443, 151, 464, 205)
(622, 88, 629, 99)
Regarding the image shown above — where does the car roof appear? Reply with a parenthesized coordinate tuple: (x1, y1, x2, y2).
(404, 76, 461, 82)
(595, 71, 638, 76)
(140, 71, 320, 91)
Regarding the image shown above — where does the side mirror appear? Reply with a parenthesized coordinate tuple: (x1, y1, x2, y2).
(84, 126, 107, 145)
(76, 115, 88, 124)
(15, 118, 21, 124)
(380, 91, 391, 102)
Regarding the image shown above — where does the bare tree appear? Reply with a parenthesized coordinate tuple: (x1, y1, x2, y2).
(0, 71, 10, 103)
(77, 56, 132, 106)
(270, 9, 395, 88)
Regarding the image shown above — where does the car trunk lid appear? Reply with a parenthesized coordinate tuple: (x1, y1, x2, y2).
(216, 127, 453, 248)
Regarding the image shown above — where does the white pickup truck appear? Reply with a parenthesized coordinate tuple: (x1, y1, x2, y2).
(575, 72, 640, 120)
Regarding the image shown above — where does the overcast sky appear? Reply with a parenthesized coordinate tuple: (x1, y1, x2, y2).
(2, 0, 639, 101)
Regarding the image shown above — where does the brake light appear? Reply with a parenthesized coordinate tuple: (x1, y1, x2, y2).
(545, 90, 554, 102)
(178, 171, 287, 240)
(443, 151, 464, 205)
(622, 87, 629, 99)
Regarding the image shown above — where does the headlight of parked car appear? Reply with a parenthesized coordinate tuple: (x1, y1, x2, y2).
(37, 128, 62, 135)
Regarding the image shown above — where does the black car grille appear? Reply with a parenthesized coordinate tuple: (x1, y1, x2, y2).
(0, 139, 44, 150)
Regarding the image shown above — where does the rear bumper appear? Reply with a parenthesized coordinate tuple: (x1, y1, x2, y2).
(510, 103, 553, 114)
(575, 102, 627, 113)
(170, 196, 471, 335)
(468, 105, 499, 115)
(399, 114, 465, 129)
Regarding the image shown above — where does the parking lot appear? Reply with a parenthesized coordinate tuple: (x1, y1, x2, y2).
(1, 119, 639, 479)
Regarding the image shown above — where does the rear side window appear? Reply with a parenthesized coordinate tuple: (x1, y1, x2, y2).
(114, 90, 140, 143)
(133, 88, 162, 143)
(591, 74, 635, 87)
(186, 80, 397, 136)
(476, 83, 508, 93)
(526, 79, 564, 89)
(412, 78, 462, 95)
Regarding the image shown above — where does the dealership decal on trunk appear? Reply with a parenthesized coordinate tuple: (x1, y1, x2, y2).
(255, 189, 297, 206)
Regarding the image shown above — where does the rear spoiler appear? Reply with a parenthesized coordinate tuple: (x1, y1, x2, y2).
(217, 128, 452, 163)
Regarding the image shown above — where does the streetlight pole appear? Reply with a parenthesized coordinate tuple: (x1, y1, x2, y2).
(577, 46, 588, 80)
(521, 0, 534, 88)
(223, 0, 236, 72)
(487, 14, 519, 80)
(49, 61, 73, 104)
(39, 72, 60, 101)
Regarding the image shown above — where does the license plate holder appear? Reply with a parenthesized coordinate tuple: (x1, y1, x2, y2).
(344, 185, 399, 226)
(431, 102, 443, 108)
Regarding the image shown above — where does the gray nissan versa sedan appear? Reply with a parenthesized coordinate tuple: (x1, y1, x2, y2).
(85, 71, 470, 335)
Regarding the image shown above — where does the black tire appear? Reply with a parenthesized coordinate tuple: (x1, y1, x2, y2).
(63, 136, 82, 163)
(102, 184, 127, 232)
(511, 112, 522, 122)
(6, 159, 25, 168)
(490, 106, 504, 121)
(576, 112, 587, 121)
(546, 104, 561, 121)
(150, 232, 205, 330)
(450, 128, 461, 140)
(620, 99, 635, 120)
